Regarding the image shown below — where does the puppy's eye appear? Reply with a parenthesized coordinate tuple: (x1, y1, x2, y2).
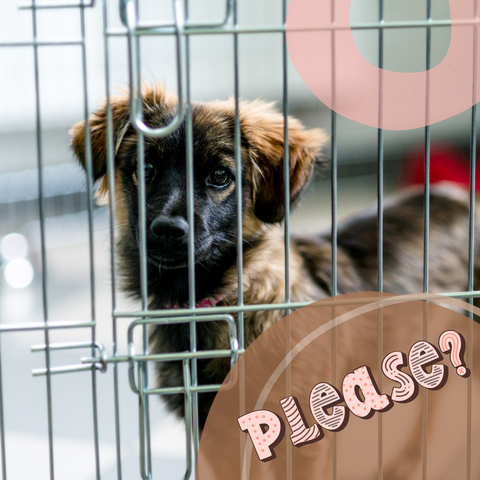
(207, 167, 232, 187)
(134, 163, 155, 181)
(145, 163, 155, 179)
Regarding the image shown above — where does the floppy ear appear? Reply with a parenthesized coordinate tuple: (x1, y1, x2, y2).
(69, 94, 131, 183)
(240, 101, 327, 224)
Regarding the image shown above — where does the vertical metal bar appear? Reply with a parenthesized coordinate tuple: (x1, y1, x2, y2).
(102, 0, 123, 477)
(233, 0, 244, 353)
(138, 362, 147, 480)
(466, 4, 478, 479)
(330, 1, 338, 479)
(330, 0, 338, 299)
(138, 133, 154, 478)
(421, 303, 429, 480)
(134, 11, 148, 309)
(281, 2, 293, 479)
(138, 361, 156, 480)
(31, 1, 55, 478)
(131, 13, 153, 475)
(377, 303, 384, 479)
(467, 116, 476, 480)
(423, 1, 432, 296)
(233, 2, 247, 476)
(182, 360, 193, 480)
(330, 127, 338, 298)
(79, 2, 101, 477)
(282, 0, 291, 311)
(377, 3, 384, 295)
(377, 1, 385, 479)
(184, 0, 200, 463)
(422, 2, 433, 479)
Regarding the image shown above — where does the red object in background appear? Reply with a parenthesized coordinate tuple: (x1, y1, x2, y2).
(403, 144, 480, 191)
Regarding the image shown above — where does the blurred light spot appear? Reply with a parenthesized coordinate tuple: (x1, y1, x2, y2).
(1, 233, 29, 261)
(2, 259, 34, 288)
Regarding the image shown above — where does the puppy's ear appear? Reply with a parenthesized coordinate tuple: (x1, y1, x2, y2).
(240, 101, 327, 224)
(69, 94, 131, 182)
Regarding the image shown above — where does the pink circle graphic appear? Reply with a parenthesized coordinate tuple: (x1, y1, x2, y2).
(286, 0, 480, 130)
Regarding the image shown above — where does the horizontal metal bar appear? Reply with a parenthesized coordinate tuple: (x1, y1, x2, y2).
(126, 314, 239, 325)
(32, 341, 97, 352)
(113, 290, 480, 319)
(0, 40, 83, 47)
(0, 321, 95, 333)
(19, 1, 94, 9)
(138, 19, 231, 29)
(106, 18, 459, 38)
(128, 18, 233, 32)
(82, 355, 129, 365)
(33, 364, 98, 377)
(144, 384, 223, 396)
(114, 302, 306, 318)
(82, 349, 235, 367)
(107, 25, 282, 37)
(82, 346, 246, 366)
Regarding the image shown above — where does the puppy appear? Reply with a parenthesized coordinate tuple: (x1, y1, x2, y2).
(70, 84, 479, 432)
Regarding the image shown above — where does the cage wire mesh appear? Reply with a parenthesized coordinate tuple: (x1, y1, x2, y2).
(0, 0, 478, 479)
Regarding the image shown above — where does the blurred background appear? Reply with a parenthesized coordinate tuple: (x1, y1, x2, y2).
(0, 0, 475, 478)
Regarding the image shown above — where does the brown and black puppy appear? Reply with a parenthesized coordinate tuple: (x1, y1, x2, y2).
(70, 84, 479, 430)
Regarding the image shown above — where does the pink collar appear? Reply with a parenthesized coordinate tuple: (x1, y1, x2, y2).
(195, 296, 224, 308)
(170, 296, 225, 309)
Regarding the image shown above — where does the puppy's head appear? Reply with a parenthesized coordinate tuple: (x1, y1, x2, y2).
(70, 84, 327, 270)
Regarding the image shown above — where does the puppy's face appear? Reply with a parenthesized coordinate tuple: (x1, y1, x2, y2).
(70, 85, 326, 270)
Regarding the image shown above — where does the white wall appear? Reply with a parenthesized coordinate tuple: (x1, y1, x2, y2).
(0, 0, 316, 132)
(0, 0, 453, 128)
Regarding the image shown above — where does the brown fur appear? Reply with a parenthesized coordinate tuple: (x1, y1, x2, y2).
(71, 84, 478, 445)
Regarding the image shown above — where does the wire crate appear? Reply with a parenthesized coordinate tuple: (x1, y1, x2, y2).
(0, 0, 478, 479)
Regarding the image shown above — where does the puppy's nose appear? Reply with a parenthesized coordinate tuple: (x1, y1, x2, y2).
(150, 216, 189, 246)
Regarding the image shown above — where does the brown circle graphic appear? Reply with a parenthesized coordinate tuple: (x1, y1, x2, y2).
(197, 292, 480, 479)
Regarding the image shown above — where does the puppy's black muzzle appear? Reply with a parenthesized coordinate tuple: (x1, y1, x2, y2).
(150, 215, 189, 249)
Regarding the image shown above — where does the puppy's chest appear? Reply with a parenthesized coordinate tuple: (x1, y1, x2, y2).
(218, 255, 326, 347)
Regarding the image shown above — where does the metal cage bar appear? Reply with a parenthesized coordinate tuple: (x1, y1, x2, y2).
(0, 0, 479, 479)
(466, 3, 479, 479)
(101, 0, 124, 475)
(422, 2, 433, 478)
(79, 1, 102, 476)
(31, 1, 56, 478)
(184, 0, 200, 460)
(376, 1, 385, 478)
